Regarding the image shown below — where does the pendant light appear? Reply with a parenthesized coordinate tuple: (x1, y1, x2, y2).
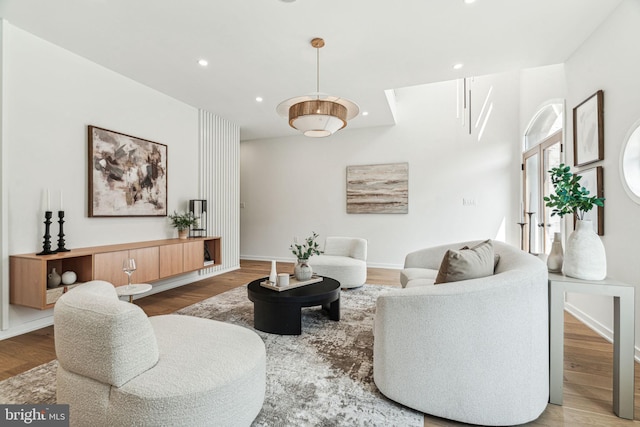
(277, 38, 359, 138)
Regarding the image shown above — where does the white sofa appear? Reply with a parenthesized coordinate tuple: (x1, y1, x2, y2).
(374, 241, 549, 426)
(308, 236, 367, 288)
(54, 280, 266, 427)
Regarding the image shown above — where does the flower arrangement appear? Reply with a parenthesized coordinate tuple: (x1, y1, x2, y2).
(168, 211, 198, 231)
(289, 232, 323, 260)
(543, 163, 605, 219)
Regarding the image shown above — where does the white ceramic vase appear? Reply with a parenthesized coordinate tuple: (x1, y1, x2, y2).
(563, 220, 606, 280)
(61, 270, 77, 285)
(269, 260, 278, 284)
(294, 258, 313, 281)
(547, 232, 564, 273)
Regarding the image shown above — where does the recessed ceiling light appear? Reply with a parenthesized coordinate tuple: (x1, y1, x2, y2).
(255, 97, 263, 102)
(280, 0, 296, 2)
(362, 111, 369, 116)
(453, 63, 464, 70)
(198, 59, 208, 67)
(464, 0, 476, 4)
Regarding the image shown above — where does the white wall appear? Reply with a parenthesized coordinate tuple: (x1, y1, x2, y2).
(240, 71, 521, 269)
(0, 22, 229, 339)
(518, 0, 640, 357)
(562, 0, 640, 354)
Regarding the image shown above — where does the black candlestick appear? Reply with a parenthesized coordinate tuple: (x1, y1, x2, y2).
(526, 212, 535, 254)
(517, 222, 526, 251)
(36, 211, 56, 255)
(56, 210, 70, 252)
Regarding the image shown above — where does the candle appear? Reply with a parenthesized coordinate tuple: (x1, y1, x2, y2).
(47, 189, 51, 211)
(60, 190, 64, 211)
(528, 192, 532, 211)
(519, 201, 524, 222)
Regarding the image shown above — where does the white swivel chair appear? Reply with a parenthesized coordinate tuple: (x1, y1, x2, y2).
(54, 280, 266, 427)
(309, 236, 367, 288)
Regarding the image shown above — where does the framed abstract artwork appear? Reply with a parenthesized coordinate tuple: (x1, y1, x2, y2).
(88, 126, 168, 217)
(346, 162, 408, 214)
(573, 90, 604, 167)
(575, 166, 604, 235)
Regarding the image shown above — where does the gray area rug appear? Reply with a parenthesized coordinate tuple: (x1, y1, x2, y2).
(0, 284, 423, 426)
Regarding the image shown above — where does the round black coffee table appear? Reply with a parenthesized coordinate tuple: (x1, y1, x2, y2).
(247, 276, 340, 335)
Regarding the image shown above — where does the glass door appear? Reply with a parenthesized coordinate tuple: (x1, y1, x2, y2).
(522, 130, 562, 254)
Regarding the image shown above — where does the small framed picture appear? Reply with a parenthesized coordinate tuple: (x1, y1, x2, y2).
(573, 90, 604, 167)
(575, 166, 604, 235)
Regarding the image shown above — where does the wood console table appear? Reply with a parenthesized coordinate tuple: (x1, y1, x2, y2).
(10, 237, 221, 310)
(548, 273, 636, 420)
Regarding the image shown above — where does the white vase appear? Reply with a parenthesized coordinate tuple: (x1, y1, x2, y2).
(61, 271, 77, 285)
(294, 259, 313, 281)
(269, 260, 277, 284)
(563, 220, 606, 280)
(547, 232, 564, 273)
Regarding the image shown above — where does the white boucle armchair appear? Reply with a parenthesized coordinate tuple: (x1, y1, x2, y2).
(374, 241, 549, 426)
(308, 236, 367, 288)
(54, 280, 266, 427)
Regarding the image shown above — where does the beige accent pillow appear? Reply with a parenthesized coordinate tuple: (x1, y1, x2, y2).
(434, 240, 495, 284)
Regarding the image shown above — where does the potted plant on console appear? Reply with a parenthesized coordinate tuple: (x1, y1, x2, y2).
(290, 232, 323, 281)
(544, 163, 605, 280)
(168, 211, 197, 239)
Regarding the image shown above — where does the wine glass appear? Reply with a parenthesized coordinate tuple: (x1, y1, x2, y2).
(122, 258, 137, 290)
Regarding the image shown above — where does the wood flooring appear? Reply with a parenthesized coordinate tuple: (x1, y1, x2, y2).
(0, 260, 638, 426)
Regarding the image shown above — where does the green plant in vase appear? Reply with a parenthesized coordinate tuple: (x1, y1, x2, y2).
(543, 163, 606, 280)
(168, 211, 198, 239)
(289, 232, 323, 280)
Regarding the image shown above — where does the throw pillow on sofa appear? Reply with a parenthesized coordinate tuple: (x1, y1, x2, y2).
(434, 239, 495, 284)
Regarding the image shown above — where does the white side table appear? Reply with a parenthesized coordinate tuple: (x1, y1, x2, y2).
(548, 273, 635, 420)
(116, 283, 153, 303)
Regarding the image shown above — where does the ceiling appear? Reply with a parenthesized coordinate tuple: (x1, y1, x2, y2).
(0, 0, 623, 141)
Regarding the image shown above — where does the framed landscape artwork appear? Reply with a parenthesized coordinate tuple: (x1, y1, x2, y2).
(88, 126, 168, 217)
(346, 162, 408, 214)
(573, 90, 604, 167)
(575, 166, 604, 235)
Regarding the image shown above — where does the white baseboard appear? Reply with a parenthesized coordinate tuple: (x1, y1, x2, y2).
(564, 302, 640, 363)
(0, 316, 55, 340)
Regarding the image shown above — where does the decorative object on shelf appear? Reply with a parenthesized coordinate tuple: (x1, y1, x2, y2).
(47, 268, 62, 288)
(269, 260, 277, 284)
(573, 90, 604, 167)
(546, 232, 564, 273)
(168, 211, 198, 239)
(55, 210, 70, 252)
(276, 37, 359, 138)
(61, 271, 77, 285)
(346, 163, 409, 214)
(290, 232, 323, 281)
(36, 211, 56, 256)
(563, 220, 607, 280)
(189, 199, 207, 238)
(88, 126, 167, 217)
(544, 163, 606, 280)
